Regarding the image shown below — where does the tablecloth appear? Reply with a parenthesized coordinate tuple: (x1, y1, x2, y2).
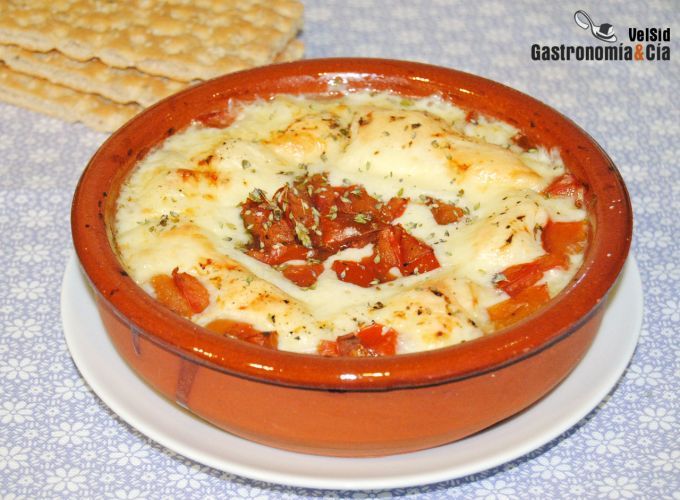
(1, 1, 677, 498)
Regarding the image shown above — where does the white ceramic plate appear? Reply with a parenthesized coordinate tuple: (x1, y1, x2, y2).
(61, 254, 642, 490)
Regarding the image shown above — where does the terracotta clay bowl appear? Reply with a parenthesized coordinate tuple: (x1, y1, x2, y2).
(71, 58, 632, 457)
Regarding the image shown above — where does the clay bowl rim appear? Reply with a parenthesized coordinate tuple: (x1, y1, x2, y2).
(71, 57, 632, 392)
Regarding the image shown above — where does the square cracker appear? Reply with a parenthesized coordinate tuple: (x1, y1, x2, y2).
(0, 0, 304, 81)
(0, 39, 304, 132)
(272, 38, 305, 63)
(0, 44, 186, 107)
(0, 62, 141, 132)
(0, 39, 303, 107)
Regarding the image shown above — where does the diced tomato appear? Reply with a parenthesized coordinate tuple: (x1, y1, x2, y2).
(543, 173, 585, 208)
(335, 185, 379, 217)
(402, 249, 439, 276)
(151, 269, 209, 317)
(263, 219, 298, 247)
(332, 225, 440, 287)
(240, 197, 296, 248)
(332, 259, 380, 287)
(330, 184, 408, 225)
(309, 177, 406, 226)
(151, 273, 193, 317)
(381, 197, 409, 222)
(311, 189, 337, 215)
(335, 333, 367, 356)
(537, 252, 570, 271)
(356, 323, 397, 356)
(275, 184, 317, 238)
(281, 262, 325, 287)
(542, 220, 589, 258)
(331, 227, 400, 288)
(496, 260, 545, 297)
(246, 243, 311, 266)
(317, 339, 340, 356)
(307, 172, 332, 189)
(424, 196, 465, 225)
(487, 284, 551, 330)
(318, 213, 378, 252)
(307, 174, 334, 210)
(316, 323, 398, 357)
(494, 219, 588, 296)
(430, 202, 464, 225)
(374, 227, 401, 278)
(171, 268, 210, 314)
(396, 226, 440, 276)
(497, 250, 576, 297)
(240, 173, 439, 289)
(204, 319, 278, 349)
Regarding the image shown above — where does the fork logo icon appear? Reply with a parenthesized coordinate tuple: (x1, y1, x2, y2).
(574, 10, 617, 43)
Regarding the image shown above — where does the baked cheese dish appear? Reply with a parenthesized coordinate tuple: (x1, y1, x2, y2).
(113, 92, 588, 355)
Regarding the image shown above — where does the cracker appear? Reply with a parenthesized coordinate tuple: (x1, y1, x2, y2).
(0, 63, 141, 132)
(0, 37, 304, 132)
(273, 38, 305, 63)
(0, 44, 188, 106)
(0, 38, 304, 107)
(0, 0, 304, 81)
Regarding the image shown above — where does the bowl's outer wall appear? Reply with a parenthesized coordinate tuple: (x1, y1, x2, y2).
(72, 59, 632, 391)
(97, 291, 604, 456)
(72, 59, 632, 456)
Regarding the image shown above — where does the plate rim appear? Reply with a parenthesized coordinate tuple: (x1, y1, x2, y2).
(61, 254, 642, 490)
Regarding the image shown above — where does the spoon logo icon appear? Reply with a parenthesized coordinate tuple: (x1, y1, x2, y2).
(574, 10, 617, 43)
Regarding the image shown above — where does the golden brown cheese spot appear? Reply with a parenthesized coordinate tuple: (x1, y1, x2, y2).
(176, 168, 219, 184)
(122, 224, 219, 283)
(429, 277, 498, 333)
(436, 192, 549, 284)
(369, 284, 481, 352)
(264, 112, 350, 165)
(337, 108, 543, 202)
(198, 259, 322, 348)
(444, 136, 545, 195)
(338, 109, 452, 187)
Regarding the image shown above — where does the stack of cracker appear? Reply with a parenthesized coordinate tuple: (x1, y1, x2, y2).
(0, 0, 304, 132)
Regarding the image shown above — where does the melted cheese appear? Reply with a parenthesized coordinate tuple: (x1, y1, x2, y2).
(114, 92, 587, 354)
